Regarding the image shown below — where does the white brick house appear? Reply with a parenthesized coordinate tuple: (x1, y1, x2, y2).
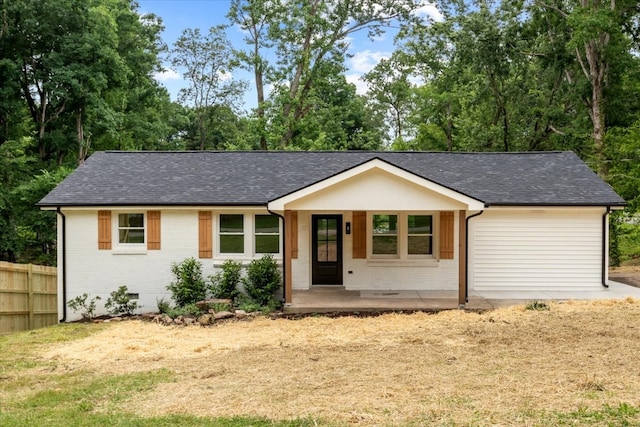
(39, 151, 625, 321)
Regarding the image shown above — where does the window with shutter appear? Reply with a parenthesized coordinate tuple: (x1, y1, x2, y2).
(147, 211, 161, 250)
(439, 211, 454, 259)
(98, 210, 112, 250)
(199, 211, 213, 258)
(352, 211, 367, 259)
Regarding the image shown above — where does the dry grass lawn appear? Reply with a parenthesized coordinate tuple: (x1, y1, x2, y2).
(15, 299, 640, 425)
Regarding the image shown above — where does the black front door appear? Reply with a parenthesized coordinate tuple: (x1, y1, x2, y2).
(312, 215, 343, 285)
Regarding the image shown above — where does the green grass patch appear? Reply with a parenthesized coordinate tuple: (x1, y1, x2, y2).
(554, 403, 640, 425)
(0, 413, 327, 427)
(0, 323, 107, 372)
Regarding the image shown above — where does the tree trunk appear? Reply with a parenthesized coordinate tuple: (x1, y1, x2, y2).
(254, 45, 267, 150)
(77, 109, 85, 165)
(583, 37, 607, 177)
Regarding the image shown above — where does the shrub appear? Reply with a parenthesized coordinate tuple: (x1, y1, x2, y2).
(67, 293, 101, 320)
(242, 254, 282, 307)
(157, 297, 171, 314)
(210, 259, 243, 302)
(167, 257, 207, 307)
(238, 300, 262, 313)
(104, 285, 140, 316)
(165, 303, 202, 319)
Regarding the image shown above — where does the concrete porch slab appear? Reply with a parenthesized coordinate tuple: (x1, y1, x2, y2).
(284, 281, 640, 314)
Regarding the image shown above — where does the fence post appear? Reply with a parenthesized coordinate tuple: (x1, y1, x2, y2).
(28, 263, 34, 330)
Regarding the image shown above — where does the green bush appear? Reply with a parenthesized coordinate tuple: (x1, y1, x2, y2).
(210, 259, 243, 302)
(167, 257, 207, 307)
(237, 298, 262, 313)
(67, 293, 101, 320)
(165, 303, 202, 319)
(242, 254, 282, 307)
(157, 297, 171, 314)
(104, 285, 140, 316)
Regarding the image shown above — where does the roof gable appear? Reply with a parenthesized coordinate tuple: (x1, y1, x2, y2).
(38, 151, 626, 208)
(268, 158, 485, 211)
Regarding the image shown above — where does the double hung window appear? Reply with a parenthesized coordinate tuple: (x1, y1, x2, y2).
(219, 214, 244, 253)
(371, 213, 434, 258)
(118, 213, 145, 244)
(254, 215, 280, 254)
(218, 213, 281, 256)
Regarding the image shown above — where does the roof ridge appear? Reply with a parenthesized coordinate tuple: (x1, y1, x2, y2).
(101, 150, 569, 155)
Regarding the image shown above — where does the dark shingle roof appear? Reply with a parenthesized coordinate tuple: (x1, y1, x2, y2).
(38, 151, 625, 207)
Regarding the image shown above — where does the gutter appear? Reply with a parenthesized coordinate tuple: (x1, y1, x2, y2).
(56, 207, 67, 322)
(267, 208, 287, 304)
(464, 210, 485, 304)
(602, 206, 611, 288)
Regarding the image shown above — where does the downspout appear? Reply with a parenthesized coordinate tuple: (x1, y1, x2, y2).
(602, 206, 611, 288)
(268, 208, 286, 303)
(465, 210, 485, 303)
(56, 207, 67, 322)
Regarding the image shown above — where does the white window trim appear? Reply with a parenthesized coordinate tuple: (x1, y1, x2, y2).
(218, 213, 246, 257)
(113, 211, 147, 254)
(253, 214, 282, 256)
(368, 212, 438, 261)
(215, 212, 283, 259)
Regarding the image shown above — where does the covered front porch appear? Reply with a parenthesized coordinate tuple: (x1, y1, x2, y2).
(270, 158, 486, 309)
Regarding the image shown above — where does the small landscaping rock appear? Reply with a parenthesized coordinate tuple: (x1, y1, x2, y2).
(214, 311, 234, 320)
(197, 314, 213, 326)
(234, 310, 247, 319)
(184, 316, 196, 325)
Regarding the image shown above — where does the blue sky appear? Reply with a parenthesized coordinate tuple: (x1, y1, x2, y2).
(137, 0, 441, 111)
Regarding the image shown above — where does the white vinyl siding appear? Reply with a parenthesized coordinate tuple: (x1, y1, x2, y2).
(470, 210, 603, 291)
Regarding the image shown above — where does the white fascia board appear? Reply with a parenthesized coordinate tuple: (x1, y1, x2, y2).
(268, 158, 485, 211)
(486, 206, 616, 212)
(48, 205, 268, 212)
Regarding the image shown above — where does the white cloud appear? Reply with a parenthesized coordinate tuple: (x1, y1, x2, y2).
(413, 1, 444, 22)
(154, 69, 181, 82)
(348, 50, 391, 74)
(346, 73, 369, 95)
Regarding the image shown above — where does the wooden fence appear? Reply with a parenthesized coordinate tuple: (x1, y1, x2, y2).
(0, 261, 58, 334)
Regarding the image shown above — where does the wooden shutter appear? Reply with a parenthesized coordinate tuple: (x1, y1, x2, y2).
(439, 211, 454, 259)
(352, 211, 367, 259)
(147, 211, 161, 250)
(291, 211, 298, 259)
(98, 210, 112, 250)
(198, 211, 213, 258)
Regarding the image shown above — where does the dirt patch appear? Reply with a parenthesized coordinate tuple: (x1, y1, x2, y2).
(42, 299, 640, 425)
(610, 266, 640, 287)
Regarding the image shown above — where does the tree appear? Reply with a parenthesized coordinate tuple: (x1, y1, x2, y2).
(170, 26, 247, 150)
(362, 58, 415, 146)
(537, 0, 639, 176)
(3, 0, 171, 164)
(227, 0, 277, 149)
(229, 0, 419, 149)
(281, 71, 385, 150)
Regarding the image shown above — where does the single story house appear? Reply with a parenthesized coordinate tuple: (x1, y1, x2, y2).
(38, 151, 625, 321)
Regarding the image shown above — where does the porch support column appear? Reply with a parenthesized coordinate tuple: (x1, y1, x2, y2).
(458, 210, 467, 307)
(284, 210, 293, 304)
